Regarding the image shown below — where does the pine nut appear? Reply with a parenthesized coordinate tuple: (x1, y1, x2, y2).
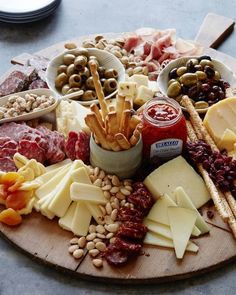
(95, 241, 106, 251)
(110, 186, 119, 194)
(110, 196, 116, 202)
(102, 184, 112, 191)
(104, 179, 111, 186)
(111, 175, 120, 186)
(70, 237, 79, 245)
(103, 191, 111, 200)
(107, 174, 113, 180)
(105, 223, 119, 233)
(89, 224, 96, 233)
(93, 258, 103, 268)
(116, 192, 126, 200)
(105, 202, 112, 215)
(111, 209, 118, 221)
(94, 167, 100, 177)
(96, 233, 106, 239)
(125, 185, 133, 192)
(110, 237, 116, 244)
(73, 249, 84, 259)
(68, 245, 79, 254)
(123, 179, 132, 186)
(93, 238, 102, 243)
(104, 215, 113, 224)
(78, 236, 86, 248)
(89, 175, 96, 182)
(86, 241, 95, 250)
(98, 170, 105, 179)
(86, 233, 96, 241)
(98, 205, 106, 216)
(120, 187, 131, 196)
(120, 199, 126, 206)
(94, 179, 102, 187)
(96, 224, 106, 234)
(89, 249, 100, 257)
(106, 232, 114, 239)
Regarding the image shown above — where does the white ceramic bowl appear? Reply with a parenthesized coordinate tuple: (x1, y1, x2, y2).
(46, 48, 125, 106)
(89, 135, 143, 179)
(0, 88, 58, 124)
(157, 56, 236, 113)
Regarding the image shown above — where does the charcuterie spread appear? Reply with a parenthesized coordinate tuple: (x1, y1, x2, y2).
(0, 27, 236, 281)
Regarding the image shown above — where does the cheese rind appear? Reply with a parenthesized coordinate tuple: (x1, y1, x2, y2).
(144, 156, 211, 209)
(70, 183, 106, 205)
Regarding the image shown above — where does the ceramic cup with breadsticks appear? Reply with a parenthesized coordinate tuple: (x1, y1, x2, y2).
(85, 61, 143, 178)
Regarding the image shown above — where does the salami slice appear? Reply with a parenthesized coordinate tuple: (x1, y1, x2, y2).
(0, 71, 26, 97)
(105, 244, 128, 266)
(65, 131, 78, 161)
(18, 140, 45, 163)
(0, 140, 18, 149)
(29, 79, 48, 90)
(0, 157, 16, 172)
(0, 137, 13, 146)
(74, 131, 90, 163)
(0, 148, 17, 158)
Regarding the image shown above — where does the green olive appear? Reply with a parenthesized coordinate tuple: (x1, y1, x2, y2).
(72, 48, 89, 57)
(61, 84, 70, 95)
(98, 66, 106, 78)
(214, 70, 221, 80)
(196, 71, 207, 81)
(57, 64, 67, 75)
(168, 79, 177, 87)
(179, 73, 198, 86)
(104, 69, 118, 79)
(194, 101, 209, 109)
(82, 90, 97, 101)
(74, 55, 88, 71)
(167, 81, 181, 97)
(186, 58, 199, 67)
(69, 74, 82, 88)
(80, 67, 90, 81)
(85, 76, 95, 89)
(200, 59, 214, 68)
(66, 64, 78, 76)
(100, 78, 106, 85)
(55, 72, 68, 89)
(104, 78, 118, 93)
(63, 54, 75, 65)
(176, 66, 187, 76)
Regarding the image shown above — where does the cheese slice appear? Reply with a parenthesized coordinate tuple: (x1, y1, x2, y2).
(86, 202, 104, 224)
(168, 207, 197, 259)
(34, 165, 66, 185)
(48, 160, 84, 217)
(70, 182, 106, 205)
(175, 187, 210, 234)
(71, 101, 91, 134)
(118, 82, 137, 99)
(144, 232, 199, 253)
(71, 201, 92, 236)
(134, 85, 154, 107)
(45, 159, 72, 172)
(35, 164, 71, 199)
(143, 219, 172, 239)
(147, 194, 200, 236)
(129, 74, 149, 88)
(72, 167, 91, 184)
(218, 128, 236, 152)
(144, 156, 211, 209)
(58, 202, 77, 231)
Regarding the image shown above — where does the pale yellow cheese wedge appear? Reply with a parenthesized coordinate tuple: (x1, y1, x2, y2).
(134, 85, 154, 107)
(129, 74, 149, 88)
(34, 165, 66, 185)
(70, 183, 106, 205)
(168, 207, 197, 259)
(144, 156, 211, 209)
(58, 202, 77, 231)
(71, 202, 92, 236)
(45, 159, 72, 172)
(147, 194, 201, 237)
(72, 167, 91, 184)
(218, 128, 236, 152)
(144, 232, 199, 253)
(143, 219, 172, 239)
(86, 202, 104, 224)
(175, 187, 210, 234)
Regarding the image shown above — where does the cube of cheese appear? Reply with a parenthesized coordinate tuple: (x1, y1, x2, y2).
(218, 128, 236, 152)
(118, 82, 137, 99)
(134, 85, 154, 107)
(129, 74, 149, 88)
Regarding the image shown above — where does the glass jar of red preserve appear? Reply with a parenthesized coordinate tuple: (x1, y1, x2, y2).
(142, 96, 187, 163)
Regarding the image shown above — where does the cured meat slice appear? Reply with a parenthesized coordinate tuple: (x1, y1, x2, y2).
(74, 131, 90, 163)
(112, 237, 142, 255)
(104, 244, 128, 266)
(0, 148, 17, 158)
(0, 140, 18, 149)
(0, 157, 16, 172)
(18, 140, 45, 163)
(0, 71, 26, 97)
(65, 131, 78, 161)
(29, 79, 48, 90)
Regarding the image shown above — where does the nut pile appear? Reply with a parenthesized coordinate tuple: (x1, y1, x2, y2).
(68, 166, 133, 267)
(0, 93, 55, 119)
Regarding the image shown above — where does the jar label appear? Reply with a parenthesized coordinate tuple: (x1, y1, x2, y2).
(150, 138, 183, 160)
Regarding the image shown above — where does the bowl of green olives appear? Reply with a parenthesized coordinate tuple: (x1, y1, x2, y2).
(157, 56, 236, 113)
(46, 48, 125, 105)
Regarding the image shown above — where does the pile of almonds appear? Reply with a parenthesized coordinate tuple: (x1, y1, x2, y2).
(68, 166, 133, 267)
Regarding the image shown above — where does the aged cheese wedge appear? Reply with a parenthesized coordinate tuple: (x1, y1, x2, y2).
(175, 187, 210, 234)
(45, 159, 72, 172)
(134, 85, 154, 106)
(71, 167, 91, 184)
(71, 101, 91, 134)
(118, 82, 137, 99)
(86, 202, 104, 224)
(71, 201, 92, 236)
(129, 74, 149, 88)
(143, 219, 172, 239)
(168, 207, 197, 259)
(58, 202, 77, 231)
(144, 156, 211, 209)
(70, 183, 106, 205)
(48, 160, 84, 217)
(35, 164, 71, 199)
(147, 194, 201, 236)
(34, 165, 65, 185)
(217, 128, 236, 152)
(144, 232, 199, 253)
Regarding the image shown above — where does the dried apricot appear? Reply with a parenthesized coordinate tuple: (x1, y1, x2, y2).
(6, 190, 33, 211)
(0, 208, 22, 226)
(0, 185, 8, 201)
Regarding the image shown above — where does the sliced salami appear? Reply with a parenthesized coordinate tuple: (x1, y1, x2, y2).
(0, 140, 18, 149)
(0, 148, 17, 158)
(18, 140, 45, 163)
(0, 137, 13, 146)
(0, 157, 17, 172)
(105, 244, 128, 266)
(65, 131, 78, 161)
(74, 131, 90, 163)
(29, 79, 48, 90)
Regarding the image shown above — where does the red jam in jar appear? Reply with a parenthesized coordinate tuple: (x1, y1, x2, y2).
(142, 97, 187, 163)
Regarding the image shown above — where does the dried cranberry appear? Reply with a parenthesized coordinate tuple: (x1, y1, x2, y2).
(204, 66, 215, 79)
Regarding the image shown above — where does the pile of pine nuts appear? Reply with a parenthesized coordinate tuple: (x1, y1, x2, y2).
(68, 166, 133, 268)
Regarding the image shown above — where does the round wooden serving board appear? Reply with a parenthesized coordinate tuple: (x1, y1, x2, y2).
(1, 13, 236, 283)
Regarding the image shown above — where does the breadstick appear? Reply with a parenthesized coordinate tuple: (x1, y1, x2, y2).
(116, 95, 125, 127)
(109, 105, 115, 112)
(115, 133, 131, 150)
(89, 62, 108, 119)
(90, 103, 104, 127)
(85, 113, 110, 150)
(130, 129, 141, 146)
(106, 134, 121, 152)
(129, 115, 142, 130)
(107, 111, 119, 136)
(119, 110, 131, 138)
(123, 99, 132, 111)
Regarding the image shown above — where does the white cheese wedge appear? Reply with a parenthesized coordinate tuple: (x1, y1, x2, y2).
(143, 219, 172, 239)
(19, 181, 40, 191)
(86, 202, 104, 224)
(217, 128, 236, 152)
(48, 160, 84, 217)
(118, 82, 137, 99)
(71, 201, 92, 236)
(35, 164, 71, 199)
(144, 231, 199, 253)
(58, 202, 77, 231)
(168, 207, 197, 259)
(72, 167, 91, 184)
(144, 156, 211, 209)
(129, 74, 149, 88)
(45, 159, 72, 172)
(34, 165, 65, 185)
(134, 85, 154, 106)
(175, 187, 210, 234)
(70, 101, 91, 134)
(70, 183, 106, 205)
(147, 194, 200, 236)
